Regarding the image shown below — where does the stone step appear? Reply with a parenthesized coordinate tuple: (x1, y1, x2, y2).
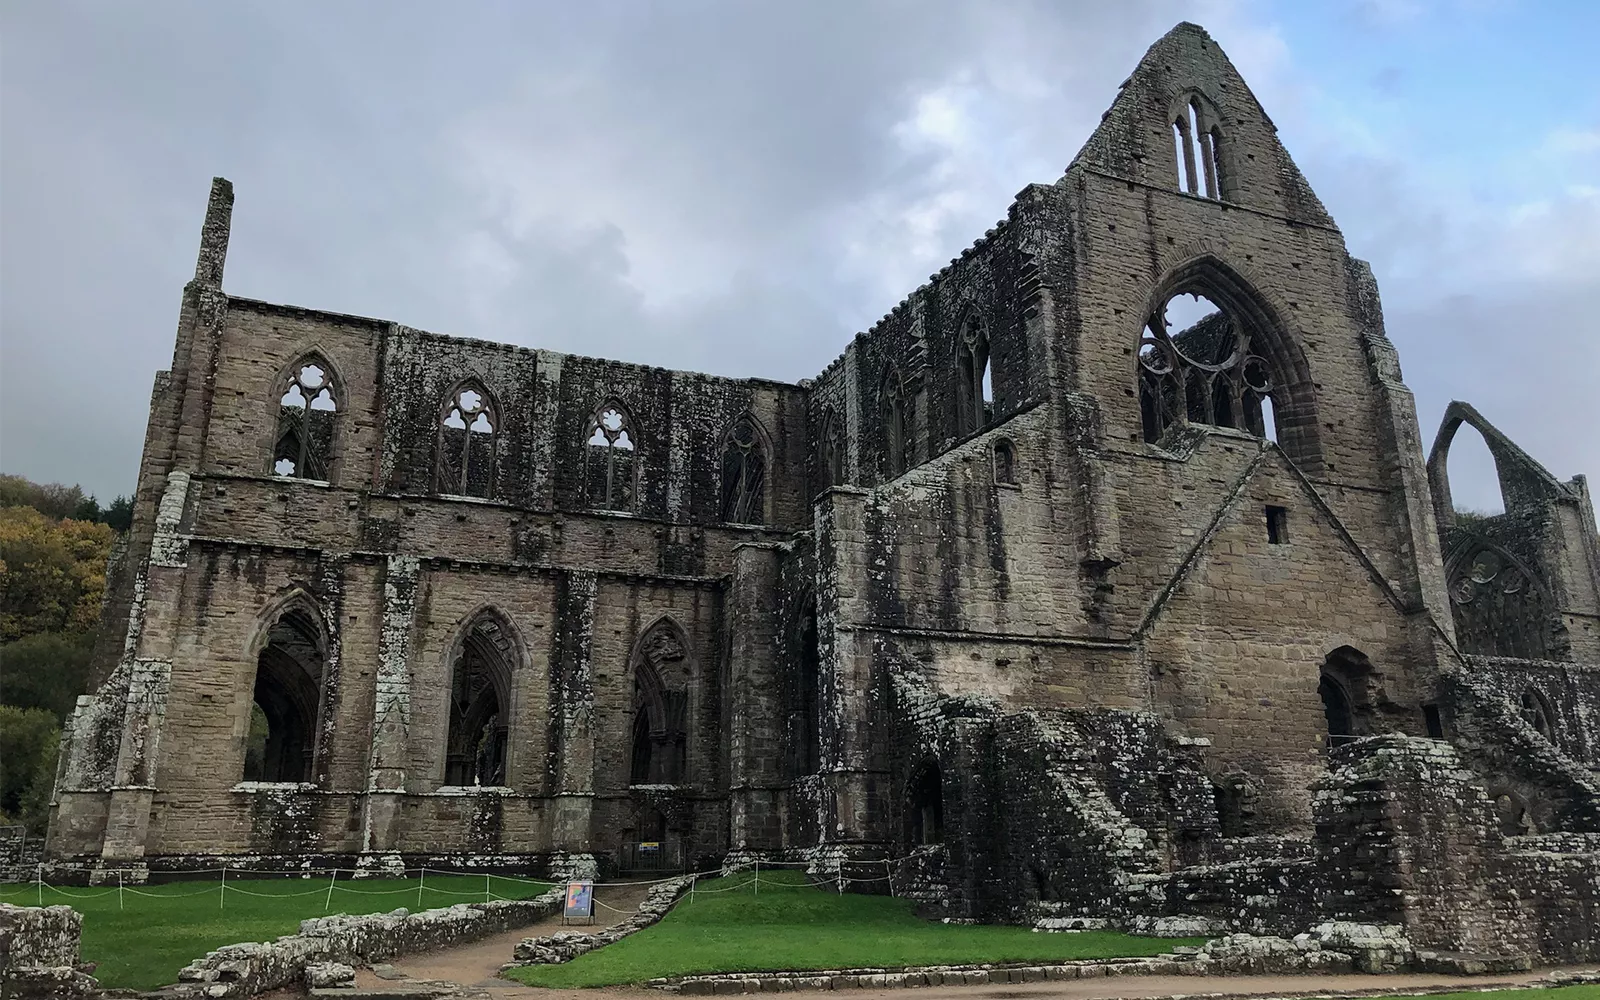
(1414, 949, 1534, 975)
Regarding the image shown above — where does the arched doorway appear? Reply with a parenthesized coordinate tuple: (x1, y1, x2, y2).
(444, 611, 515, 787)
(244, 605, 325, 783)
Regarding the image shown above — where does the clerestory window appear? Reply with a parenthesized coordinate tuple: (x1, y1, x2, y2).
(584, 402, 637, 511)
(721, 414, 768, 524)
(437, 384, 496, 498)
(272, 361, 337, 480)
(955, 314, 992, 435)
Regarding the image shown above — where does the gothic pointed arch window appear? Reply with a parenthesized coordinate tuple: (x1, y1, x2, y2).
(881, 368, 911, 478)
(244, 600, 327, 784)
(272, 359, 338, 480)
(1134, 259, 1324, 474)
(629, 619, 690, 786)
(437, 383, 496, 498)
(1172, 94, 1224, 200)
(721, 414, 768, 524)
(443, 611, 515, 787)
(1520, 687, 1556, 742)
(955, 313, 991, 435)
(819, 407, 846, 488)
(584, 401, 637, 511)
(1446, 541, 1552, 659)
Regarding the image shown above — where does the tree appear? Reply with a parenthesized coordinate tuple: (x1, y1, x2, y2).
(0, 705, 60, 833)
(103, 495, 134, 533)
(0, 506, 115, 641)
(0, 631, 97, 721)
(0, 475, 86, 521)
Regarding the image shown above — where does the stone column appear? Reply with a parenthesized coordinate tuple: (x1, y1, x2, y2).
(727, 542, 785, 851)
(548, 570, 597, 853)
(361, 555, 419, 855)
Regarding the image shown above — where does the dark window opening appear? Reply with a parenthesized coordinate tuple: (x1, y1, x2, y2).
(629, 711, 653, 786)
(1422, 703, 1444, 739)
(437, 385, 496, 498)
(1138, 290, 1280, 445)
(882, 371, 911, 477)
(272, 361, 337, 480)
(1320, 673, 1354, 746)
(906, 762, 944, 845)
(796, 607, 821, 775)
(1265, 505, 1288, 544)
(1212, 776, 1256, 838)
(993, 438, 1017, 485)
(1491, 791, 1536, 837)
(956, 315, 992, 435)
(631, 621, 690, 785)
(584, 402, 637, 511)
(444, 613, 513, 786)
(244, 606, 325, 783)
(1521, 688, 1556, 741)
(819, 408, 846, 488)
(721, 415, 767, 524)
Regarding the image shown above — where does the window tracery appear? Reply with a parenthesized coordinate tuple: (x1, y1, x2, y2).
(955, 314, 991, 435)
(443, 612, 513, 787)
(881, 370, 911, 477)
(819, 407, 845, 488)
(1447, 543, 1550, 659)
(272, 361, 337, 480)
(437, 385, 496, 498)
(584, 402, 637, 511)
(721, 414, 767, 524)
(1138, 290, 1276, 444)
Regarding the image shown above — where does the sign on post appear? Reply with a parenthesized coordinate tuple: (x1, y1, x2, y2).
(563, 880, 594, 923)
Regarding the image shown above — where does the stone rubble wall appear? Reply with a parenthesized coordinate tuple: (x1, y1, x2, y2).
(166, 886, 564, 998)
(512, 876, 696, 966)
(0, 902, 100, 999)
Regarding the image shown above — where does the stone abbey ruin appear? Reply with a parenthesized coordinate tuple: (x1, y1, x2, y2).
(44, 23, 1599, 967)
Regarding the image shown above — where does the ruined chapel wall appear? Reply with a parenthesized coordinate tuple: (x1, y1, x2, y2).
(1140, 452, 1431, 828)
(808, 214, 1050, 490)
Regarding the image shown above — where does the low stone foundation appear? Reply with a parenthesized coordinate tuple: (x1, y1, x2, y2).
(164, 886, 565, 997)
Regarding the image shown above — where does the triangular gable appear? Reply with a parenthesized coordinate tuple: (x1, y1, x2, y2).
(1068, 22, 1335, 229)
(1133, 440, 1429, 640)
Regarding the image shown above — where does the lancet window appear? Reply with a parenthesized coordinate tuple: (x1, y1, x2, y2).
(955, 314, 992, 435)
(721, 414, 767, 524)
(1172, 95, 1224, 200)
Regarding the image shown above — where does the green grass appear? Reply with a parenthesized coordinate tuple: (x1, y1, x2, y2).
(0, 873, 551, 991)
(507, 871, 1207, 987)
(1350, 992, 1600, 1000)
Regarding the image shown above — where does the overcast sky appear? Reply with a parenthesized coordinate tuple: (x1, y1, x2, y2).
(2, 0, 1595, 512)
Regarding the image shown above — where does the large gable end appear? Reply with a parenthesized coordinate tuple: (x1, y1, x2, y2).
(1069, 22, 1334, 229)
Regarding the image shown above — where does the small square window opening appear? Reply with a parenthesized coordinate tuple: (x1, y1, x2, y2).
(1265, 505, 1288, 545)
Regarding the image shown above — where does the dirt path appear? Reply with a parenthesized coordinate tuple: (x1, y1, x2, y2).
(352, 883, 651, 991)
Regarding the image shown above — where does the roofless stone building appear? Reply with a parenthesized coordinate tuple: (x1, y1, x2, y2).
(46, 23, 1599, 965)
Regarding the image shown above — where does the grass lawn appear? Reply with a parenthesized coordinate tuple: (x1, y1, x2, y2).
(508, 871, 1207, 987)
(0, 873, 550, 992)
(1355, 992, 1600, 1000)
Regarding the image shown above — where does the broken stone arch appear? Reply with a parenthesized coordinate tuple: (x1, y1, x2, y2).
(439, 605, 523, 788)
(1426, 401, 1570, 532)
(1135, 255, 1323, 474)
(242, 588, 334, 786)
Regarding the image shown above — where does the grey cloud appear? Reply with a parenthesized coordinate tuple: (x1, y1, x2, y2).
(1, 0, 1591, 510)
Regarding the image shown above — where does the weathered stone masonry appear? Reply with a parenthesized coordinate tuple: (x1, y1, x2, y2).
(47, 21, 1598, 966)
